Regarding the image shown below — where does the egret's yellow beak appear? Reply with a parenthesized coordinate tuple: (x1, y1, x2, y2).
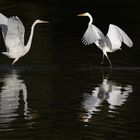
(77, 13, 85, 16)
(41, 20, 50, 23)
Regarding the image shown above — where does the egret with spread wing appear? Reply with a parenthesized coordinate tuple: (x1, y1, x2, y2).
(78, 12, 133, 67)
(0, 13, 49, 64)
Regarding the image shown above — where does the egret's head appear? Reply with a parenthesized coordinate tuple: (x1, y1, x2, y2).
(35, 19, 49, 24)
(77, 12, 93, 24)
(77, 12, 90, 17)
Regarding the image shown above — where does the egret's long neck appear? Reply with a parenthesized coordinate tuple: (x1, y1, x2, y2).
(88, 14, 93, 25)
(25, 21, 37, 53)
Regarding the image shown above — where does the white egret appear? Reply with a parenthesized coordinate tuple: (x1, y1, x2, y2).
(81, 76, 133, 122)
(0, 13, 49, 64)
(78, 12, 133, 67)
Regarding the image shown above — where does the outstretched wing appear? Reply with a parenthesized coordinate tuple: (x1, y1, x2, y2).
(14, 16, 25, 46)
(0, 13, 8, 39)
(5, 16, 25, 50)
(82, 24, 105, 46)
(107, 24, 133, 51)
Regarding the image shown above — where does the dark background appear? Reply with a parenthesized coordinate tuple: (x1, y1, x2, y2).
(0, 0, 139, 67)
(0, 1, 140, 140)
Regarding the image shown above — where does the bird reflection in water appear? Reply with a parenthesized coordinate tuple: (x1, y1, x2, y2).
(80, 69, 133, 123)
(0, 69, 28, 128)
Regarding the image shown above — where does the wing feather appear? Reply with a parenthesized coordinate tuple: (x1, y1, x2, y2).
(107, 24, 133, 51)
(5, 16, 25, 50)
(0, 13, 8, 39)
(82, 24, 104, 46)
(15, 16, 25, 46)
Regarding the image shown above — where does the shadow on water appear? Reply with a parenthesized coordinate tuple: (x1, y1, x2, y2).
(0, 69, 27, 126)
(0, 65, 139, 139)
(80, 68, 133, 123)
(0, 69, 37, 133)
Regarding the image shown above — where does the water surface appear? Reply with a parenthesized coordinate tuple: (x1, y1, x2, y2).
(0, 0, 140, 139)
(0, 66, 139, 140)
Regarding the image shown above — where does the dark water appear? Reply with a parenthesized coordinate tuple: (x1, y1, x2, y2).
(0, 66, 140, 140)
(0, 0, 140, 140)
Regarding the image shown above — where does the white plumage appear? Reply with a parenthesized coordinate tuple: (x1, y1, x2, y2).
(0, 13, 49, 64)
(78, 12, 133, 67)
